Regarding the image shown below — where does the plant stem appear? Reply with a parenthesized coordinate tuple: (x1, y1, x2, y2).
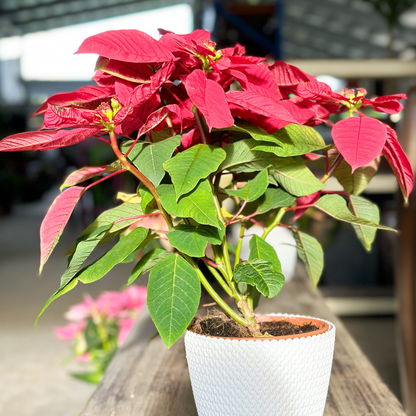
(262, 207, 286, 239)
(186, 255, 247, 326)
(320, 153, 343, 184)
(234, 221, 246, 269)
(206, 264, 233, 297)
(109, 131, 173, 230)
(193, 107, 208, 144)
(165, 115, 176, 137)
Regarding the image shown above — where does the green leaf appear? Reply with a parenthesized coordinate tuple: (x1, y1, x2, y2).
(249, 235, 282, 273)
(163, 144, 226, 200)
(167, 224, 223, 257)
(66, 202, 145, 256)
(219, 139, 282, 173)
(60, 225, 111, 289)
(71, 371, 103, 385)
(257, 188, 296, 214)
(330, 152, 380, 195)
(122, 135, 181, 187)
(147, 253, 201, 348)
(291, 229, 323, 288)
(272, 157, 324, 197)
(37, 278, 79, 323)
(157, 180, 219, 228)
(348, 195, 379, 251)
(315, 194, 395, 231)
(138, 184, 156, 214)
(82, 202, 144, 236)
(234, 259, 284, 298)
(128, 249, 172, 285)
(225, 168, 269, 202)
(77, 227, 149, 284)
(253, 125, 327, 157)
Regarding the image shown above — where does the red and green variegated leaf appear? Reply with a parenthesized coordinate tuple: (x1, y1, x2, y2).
(383, 125, 414, 201)
(40, 127, 101, 150)
(226, 91, 299, 124)
(332, 117, 387, 172)
(75, 30, 175, 63)
(34, 86, 114, 115)
(95, 56, 154, 83)
(0, 131, 56, 152)
(60, 166, 109, 191)
(40, 187, 84, 273)
(185, 69, 234, 131)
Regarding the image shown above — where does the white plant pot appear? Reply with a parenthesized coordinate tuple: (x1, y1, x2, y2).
(185, 314, 336, 416)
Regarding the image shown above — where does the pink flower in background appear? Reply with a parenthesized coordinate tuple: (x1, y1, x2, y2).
(76, 353, 91, 363)
(65, 294, 95, 322)
(55, 285, 147, 383)
(95, 291, 126, 318)
(54, 321, 86, 340)
(117, 317, 136, 345)
(122, 285, 147, 311)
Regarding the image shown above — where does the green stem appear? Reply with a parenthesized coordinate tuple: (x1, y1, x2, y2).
(262, 207, 286, 239)
(207, 264, 233, 297)
(234, 221, 246, 269)
(186, 256, 247, 326)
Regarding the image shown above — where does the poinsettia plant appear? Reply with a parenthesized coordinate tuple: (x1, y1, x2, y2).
(0, 29, 413, 347)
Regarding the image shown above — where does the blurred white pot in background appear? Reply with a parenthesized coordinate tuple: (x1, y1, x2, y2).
(230, 224, 298, 282)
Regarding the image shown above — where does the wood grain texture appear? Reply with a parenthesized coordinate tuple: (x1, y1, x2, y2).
(81, 272, 405, 416)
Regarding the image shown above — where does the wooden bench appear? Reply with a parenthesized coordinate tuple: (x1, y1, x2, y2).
(81, 276, 406, 416)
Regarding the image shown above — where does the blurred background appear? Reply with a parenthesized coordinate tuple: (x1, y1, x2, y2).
(1, 0, 416, 415)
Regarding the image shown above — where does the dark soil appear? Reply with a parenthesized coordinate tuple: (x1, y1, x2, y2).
(189, 310, 318, 338)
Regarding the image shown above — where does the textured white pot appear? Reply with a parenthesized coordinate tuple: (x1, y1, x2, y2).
(185, 314, 336, 416)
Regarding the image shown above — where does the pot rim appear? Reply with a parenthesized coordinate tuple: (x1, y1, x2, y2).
(187, 314, 331, 342)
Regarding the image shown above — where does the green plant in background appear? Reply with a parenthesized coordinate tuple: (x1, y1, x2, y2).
(55, 286, 146, 383)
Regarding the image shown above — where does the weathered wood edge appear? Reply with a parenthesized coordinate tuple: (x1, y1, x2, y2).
(81, 276, 406, 416)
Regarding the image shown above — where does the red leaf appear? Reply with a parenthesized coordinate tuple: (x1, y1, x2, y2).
(289, 96, 331, 125)
(44, 105, 93, 129)
(332, 117, 387, 172)
(294, 192, 321, 221)
(185, 69, 234, 131)
(269, 61, 313, 87)
(75, 30, 174, 63)
(138, 104, 182, 137)
(226, 91, 299, 124)
(383, 125, 414, 201)
(40, 187, 84, 273)
(129, 60, 175, 107)
(95, 56, 154, 84)
(231, 65, 282, 101)
(35, 86, 114, 115)
(181, 128, 201, 149)
(364, 94, 406, 115)
(60, 166, 109, 191)
(40, 127, 101, 150)
(0, 131, 56, 152)
(296, 81, 345, 103)
(115, 79, 135, 105)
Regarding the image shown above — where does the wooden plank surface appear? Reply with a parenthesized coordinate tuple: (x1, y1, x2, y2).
(81, 276, 406, 416)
